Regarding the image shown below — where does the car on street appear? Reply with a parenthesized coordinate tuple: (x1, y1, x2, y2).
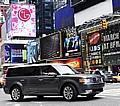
(112, 73, 120, 82)
(3, 64, 105, 101)
(93, 69, 113, 82)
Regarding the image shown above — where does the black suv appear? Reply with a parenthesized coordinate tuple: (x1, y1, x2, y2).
(3, 64, 105, 101)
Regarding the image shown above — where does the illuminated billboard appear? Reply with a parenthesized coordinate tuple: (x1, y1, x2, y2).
(27, 40, 40, 63)
(40, 32, 61, 59)
(1, 43, 27, 64)
(6, 4, 36, 38)
(112, 0, 120, 12)
(55, 5, 74, 30)
(62, 27, 81, 57)
(102, 22, 120, 65)
(48, 57, 82, 70)
(88, 31, 102, 66)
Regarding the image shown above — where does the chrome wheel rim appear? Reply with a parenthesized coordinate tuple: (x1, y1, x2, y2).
(63, 86, 73, 100)
(11, 88, 20, 101)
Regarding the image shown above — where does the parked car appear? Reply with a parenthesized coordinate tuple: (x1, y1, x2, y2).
(92, 69, 113, 82)
(3, 64, 105, 101)
(112, 73, 120, 82)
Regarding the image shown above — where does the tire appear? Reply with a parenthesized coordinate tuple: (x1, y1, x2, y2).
(113, 78, 117, 83)
(63, 84, 78, 101)
(10, 86, 24, 102)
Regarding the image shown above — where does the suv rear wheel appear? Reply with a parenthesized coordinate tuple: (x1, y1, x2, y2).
(63, 84, 78, 101)
(10, 86, 24, 102)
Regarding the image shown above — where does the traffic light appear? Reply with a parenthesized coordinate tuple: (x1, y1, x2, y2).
(101, 19, 108, 29)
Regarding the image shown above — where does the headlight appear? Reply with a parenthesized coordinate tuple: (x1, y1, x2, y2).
(79, 78, 91, 84)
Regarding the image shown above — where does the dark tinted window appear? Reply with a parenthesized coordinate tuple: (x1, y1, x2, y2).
(7, 66, 41, 77)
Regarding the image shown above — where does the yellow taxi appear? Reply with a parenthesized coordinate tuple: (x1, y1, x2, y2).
(112, 73, 120, 82)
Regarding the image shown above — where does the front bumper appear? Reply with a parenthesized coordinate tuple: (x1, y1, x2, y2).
(79, 83, 105, 96)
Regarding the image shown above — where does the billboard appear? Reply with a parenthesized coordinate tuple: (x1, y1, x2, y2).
(62, 27, 81, 57)
(112, 0, 120, 12)
(6, 4, 36, 38)
(88, 31, 102, 66)
(27, 40, 40, 63)
(48, 57, 82, 70)
(55, 5, 74, 30)
(71, 0, 106, 11)
(1, 43, 27, 64)
(40, 32, 61, 59)
(102, 22, 120, 65)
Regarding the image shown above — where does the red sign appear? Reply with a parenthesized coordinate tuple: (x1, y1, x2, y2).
(49, 58, 82, 69)
(89, 32, 100, 45)
(18, 8, 31, 22)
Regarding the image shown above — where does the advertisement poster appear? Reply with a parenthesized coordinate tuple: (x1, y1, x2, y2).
(88, 31, 102, 66)
(2, 44, 27, 63)
(6, 4, 36, 38)
(102, 22, 120, 65)
(49, 57, 82, 70)
(27, 41, 39, 63)
(55, 5, 74, 30)
(62, 27, 81, 57)
(40, 32, 61, 59)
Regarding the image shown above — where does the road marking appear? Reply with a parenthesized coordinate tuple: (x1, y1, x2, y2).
(97, 88, 120, 99)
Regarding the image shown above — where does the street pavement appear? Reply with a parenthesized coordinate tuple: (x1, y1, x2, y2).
(0, 83, 120, 106)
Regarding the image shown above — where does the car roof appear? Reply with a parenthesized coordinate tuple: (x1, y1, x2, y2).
(7, 63, 65, 69)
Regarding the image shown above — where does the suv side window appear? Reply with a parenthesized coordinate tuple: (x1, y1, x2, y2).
(7, 68, 25, 77)
(40, 65, 59, 75)
(7, 66, 41, 77)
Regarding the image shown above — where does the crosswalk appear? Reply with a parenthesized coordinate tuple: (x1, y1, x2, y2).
(96, 88, 120, 99)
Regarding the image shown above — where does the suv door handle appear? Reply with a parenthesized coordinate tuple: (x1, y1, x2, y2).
(38, 79, 43, 81)
(20, 79, 25, 82)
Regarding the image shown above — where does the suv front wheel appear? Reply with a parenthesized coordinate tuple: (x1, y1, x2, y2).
(10, 86, 24, 102)
(63, 84, 78, 101)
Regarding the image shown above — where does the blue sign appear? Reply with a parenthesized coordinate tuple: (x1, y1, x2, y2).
(4, 44, 27, 63)
(112, 0, 120, 12)
(27, 41, 38, 63)
(55, 5, 74, 30)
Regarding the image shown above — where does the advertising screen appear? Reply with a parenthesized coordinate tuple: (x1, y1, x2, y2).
(49, 57, 82, 69)
(112, 0, 120, 12)
(7, 4, 36, 38)
(102, 22, 120, 65)
(55, 5, 74, 30)
(62, 27, 81, 57)
(2, 44, 27, 63)
(27, 41, 39, 63)
(88, 31, 102, 66)
(40, 32, 61, 59)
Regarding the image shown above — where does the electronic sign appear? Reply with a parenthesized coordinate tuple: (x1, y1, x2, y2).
(88, 31, 102, 66)
(6, 4, 36, 38)
(2, 44, 27, 63)
(40, 32, 61, 59)
(62, 27, 81, 57)
(55, 5, 74, 30)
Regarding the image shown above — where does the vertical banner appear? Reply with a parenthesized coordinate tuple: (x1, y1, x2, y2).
(88, 31, 102, 66)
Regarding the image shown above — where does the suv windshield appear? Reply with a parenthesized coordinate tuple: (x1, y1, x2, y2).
(53, 65, 77, 75)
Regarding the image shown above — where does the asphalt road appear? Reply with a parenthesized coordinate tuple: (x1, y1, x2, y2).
(0, 83, 120, 106)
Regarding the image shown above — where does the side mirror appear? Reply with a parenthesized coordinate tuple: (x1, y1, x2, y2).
(48, 72, 57, 77)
